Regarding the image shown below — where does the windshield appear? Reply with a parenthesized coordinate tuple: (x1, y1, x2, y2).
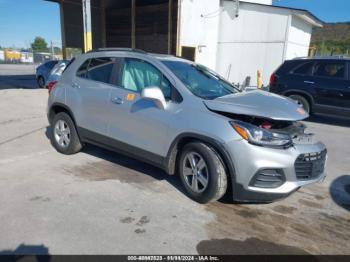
(162, 60, 238, 99)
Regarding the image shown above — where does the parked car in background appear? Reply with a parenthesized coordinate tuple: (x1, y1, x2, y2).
(269, 57, 350, 117)
(36, 60, 59, 88)
(47, 48, 327, 204)
(46, 60, 70, 91)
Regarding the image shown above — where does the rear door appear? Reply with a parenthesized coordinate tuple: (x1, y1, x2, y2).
(66, 57, 115, 135)
(283, 61, 315, 96)
(312, 60, 350, 110)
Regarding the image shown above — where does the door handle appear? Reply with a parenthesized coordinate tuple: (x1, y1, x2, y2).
(72, 82, 80, 89)
(111, 97, 124, 104)
(304, 81, 315, 84)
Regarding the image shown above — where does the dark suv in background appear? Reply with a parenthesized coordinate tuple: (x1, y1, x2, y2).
(269, 57, 350, 117)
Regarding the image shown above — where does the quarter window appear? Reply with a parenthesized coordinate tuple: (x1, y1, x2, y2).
(76, 60, 89, 78)
(314, 62, 345, 79)
(120, 58, 172, 100)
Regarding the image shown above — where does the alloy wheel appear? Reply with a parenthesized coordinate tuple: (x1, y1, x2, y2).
(54, 120, 71, 148)
(182, 152, 209, 193)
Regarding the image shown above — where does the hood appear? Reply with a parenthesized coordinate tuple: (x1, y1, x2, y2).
(204, 90, 308, 121)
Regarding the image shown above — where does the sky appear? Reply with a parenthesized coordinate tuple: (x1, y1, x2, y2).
(0, 0, 349, 49)
(0, 0, 61, 48)
(272, 0, 350, 23)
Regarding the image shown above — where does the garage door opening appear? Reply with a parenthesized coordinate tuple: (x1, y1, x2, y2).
(105, 0, 178, 55)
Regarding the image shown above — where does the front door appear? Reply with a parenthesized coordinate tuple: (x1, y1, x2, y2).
(107, 57, 176, 161)
(312, 61, 350, 110)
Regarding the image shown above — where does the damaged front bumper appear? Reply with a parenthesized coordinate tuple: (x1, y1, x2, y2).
(225, 137, 327, 203)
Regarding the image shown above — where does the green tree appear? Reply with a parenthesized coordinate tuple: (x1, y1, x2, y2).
(31, 37, 48, 52)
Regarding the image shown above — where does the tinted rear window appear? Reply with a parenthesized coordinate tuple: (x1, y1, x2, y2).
(46, 61, 58, 69)
(291, 62, 313, 75)
(62, 58, 75, 74)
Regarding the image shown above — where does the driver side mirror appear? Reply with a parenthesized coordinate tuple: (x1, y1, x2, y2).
(141, 86, 167, 110)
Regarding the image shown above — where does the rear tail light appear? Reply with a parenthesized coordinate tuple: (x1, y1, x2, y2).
(269, 73, 277, 87)
(48, 81, 58, 94)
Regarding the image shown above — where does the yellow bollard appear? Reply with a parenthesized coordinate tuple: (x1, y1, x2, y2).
(257, 70, 262, 89)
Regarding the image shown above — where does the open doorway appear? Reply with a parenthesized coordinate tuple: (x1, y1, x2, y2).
(105, 0, 178, 55)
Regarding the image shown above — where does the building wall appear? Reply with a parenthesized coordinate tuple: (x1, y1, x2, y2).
(216, 1, 291, 86)
(56, 0, 105, 51)
(179, 0, 221, 70)
(285, 15, 312, 60)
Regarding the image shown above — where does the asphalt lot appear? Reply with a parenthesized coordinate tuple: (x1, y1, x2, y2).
(0, 64, 349, 255)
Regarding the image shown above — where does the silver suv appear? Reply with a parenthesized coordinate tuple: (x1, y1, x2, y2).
(47, 48, 327, 204)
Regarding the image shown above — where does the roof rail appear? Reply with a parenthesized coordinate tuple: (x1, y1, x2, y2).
(316, 55, 350, 59)
(292, 56, 309, 60)
(86, 48, 147, 54)
(293, 55, 350, 60)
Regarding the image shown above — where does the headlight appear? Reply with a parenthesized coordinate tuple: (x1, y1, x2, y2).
(230, 120, 292, 148)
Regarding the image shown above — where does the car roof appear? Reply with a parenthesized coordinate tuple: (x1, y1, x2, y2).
(150, 53, 190, 63)
(85, 48, 191, 63)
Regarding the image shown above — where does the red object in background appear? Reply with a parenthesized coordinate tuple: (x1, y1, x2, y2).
(261, 121, 273, 129)
(47, 81, 58, 94)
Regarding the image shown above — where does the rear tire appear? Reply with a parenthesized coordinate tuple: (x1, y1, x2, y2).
(178, 142, 227, 204)
(289, 94, 311, 114)
(51, 112, 82, 155)
(37, 76, 45, 88)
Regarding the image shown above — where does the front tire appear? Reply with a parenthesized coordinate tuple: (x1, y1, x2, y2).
(179, 142, 227, 204)
(51, 112, 82, 154)
(289, 94, 311, 114)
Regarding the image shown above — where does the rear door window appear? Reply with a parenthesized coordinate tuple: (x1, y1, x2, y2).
(291, 62, 313, 75)
(87, 57, 115, 84)
(76, 57, 115, 85)
(313, 61, 346, 79)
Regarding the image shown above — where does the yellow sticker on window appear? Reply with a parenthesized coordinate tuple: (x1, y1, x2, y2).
(126, 93, 135, 101)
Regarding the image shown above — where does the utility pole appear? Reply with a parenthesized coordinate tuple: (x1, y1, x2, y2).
(51, 40, 54, 59)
